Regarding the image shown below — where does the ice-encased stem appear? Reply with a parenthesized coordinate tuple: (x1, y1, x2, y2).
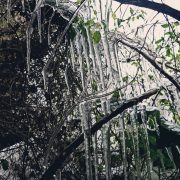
(70, 40, 76, 71)
(7, 0, 11, 23)
(37, 8, 42, 43)
(94, 42, 111, 180)
(76, 34, 85, 90)
(131, 106, 141, 180)
(119, 115, 127, 180)
(101, 28, 113, 80)
(64, 64, 70, 94)
(94, 44, 105, 89)
(102, 100, 111, 180)
(112, 41, 127, 179)
(141, 105, 152, 180)
(77, 31, 93, 180)
(81, 36, 91, 76)
(93, 133, 99, 180)
(165, 147, 176, 169)
(26, 27, 31, 74)
(85, 27, 97, 76)
(80, 102, 93, 180)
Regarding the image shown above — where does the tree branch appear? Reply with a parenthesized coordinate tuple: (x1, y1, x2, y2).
(40, 88, 160, 180)
(114, 33, 180, 91)
(115, 0, 180, 21)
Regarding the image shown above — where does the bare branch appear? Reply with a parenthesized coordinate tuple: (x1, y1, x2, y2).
(115, 0, 180, 21)
(114, 33, 180, 91)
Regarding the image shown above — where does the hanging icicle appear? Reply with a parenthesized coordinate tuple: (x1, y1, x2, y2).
(26, 27, 31, 74)
(7, 0, 11, 23)
(102, 100, 111, 180)
(21, 0, 25, 12)
(141, 105, 152, 180)
(130, 106, 141, 180)
(48, 11, 55, 45)
(80, 102, 93, 180)
(70, 40, 76, 71)
(37, 8, 42, 43)
(119, 115, 127, 180)
(64, 64, 70, 94)
(101, 28, 113, 80)
(76, 33, 85, 90)
(81, 36, 91, 76)
(93, 133, 99, 180)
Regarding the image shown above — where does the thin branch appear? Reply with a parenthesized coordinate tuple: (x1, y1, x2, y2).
(114, 33, 180, 91)
(115, 0, 180, 21)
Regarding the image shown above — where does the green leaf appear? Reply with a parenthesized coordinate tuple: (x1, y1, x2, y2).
(155, 37, 164, 44)
(117, 18, 125, 27)
(165, 45, 171, 57)
(161, 23, 169, 28)
(130, 7, 134, 15)
(85, 18, 95, 27)
(92, 31, 101, 44)
(175, 54, 180, 60)
(166, 48, 171, 57)
(112, 90, 120, 99)
(159, 98, 170, 106)
(77, 20, 87, 37)
(91, 79, 97, 91)
(174, 21, 179, 27)
(1, 159, 9, 171)
(122, 76, 128, 82)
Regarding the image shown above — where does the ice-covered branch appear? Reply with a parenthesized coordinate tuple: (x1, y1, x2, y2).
(40, 88, 160, 180)
(114, 33, 180, 91)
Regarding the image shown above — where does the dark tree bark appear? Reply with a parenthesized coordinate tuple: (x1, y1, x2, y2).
(115, 0, 180, 21)
(40, 88, 159, 180)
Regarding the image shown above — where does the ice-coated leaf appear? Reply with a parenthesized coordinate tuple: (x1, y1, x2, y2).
(92, 31, 101, 44)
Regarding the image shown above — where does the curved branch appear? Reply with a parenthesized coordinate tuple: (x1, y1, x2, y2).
(115, 0, 180, 21)
(115, 33, 180, 91)
(40, 88, 160, 180)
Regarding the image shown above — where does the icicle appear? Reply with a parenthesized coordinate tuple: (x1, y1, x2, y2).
(70, 40, 76, 71)
(37, 8, 42, 43)
(130, 106, 141, 180)
(76, 34, 85, 90)
(76, 29, 93, 180)
(21, 0, 25, 12)
(141, 105, 152, 180)
(93, 133, 99, 180)
(57, 170, 61, 180)
(48, 11, 55, 45)
(94, 0, 102, 22)
(112, 40, 128, 179)
(101, 28, 113, 80)
(26, 27, 31, 74)
(64, 64, 70, 94)
(81, 36, 91, 76)
(7, 0, 11, 23)
(105, 0, 112, 29)
(165, 147, 176, 169)
(94, 42, 111, 180)
(119, 115, 127, 180)
(94, 44, 105, 89)
(80, 102, 93, 180)
(157, 149, 165, 172)
(102, 100, 111, 180)
(85, 27, 97, 76)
